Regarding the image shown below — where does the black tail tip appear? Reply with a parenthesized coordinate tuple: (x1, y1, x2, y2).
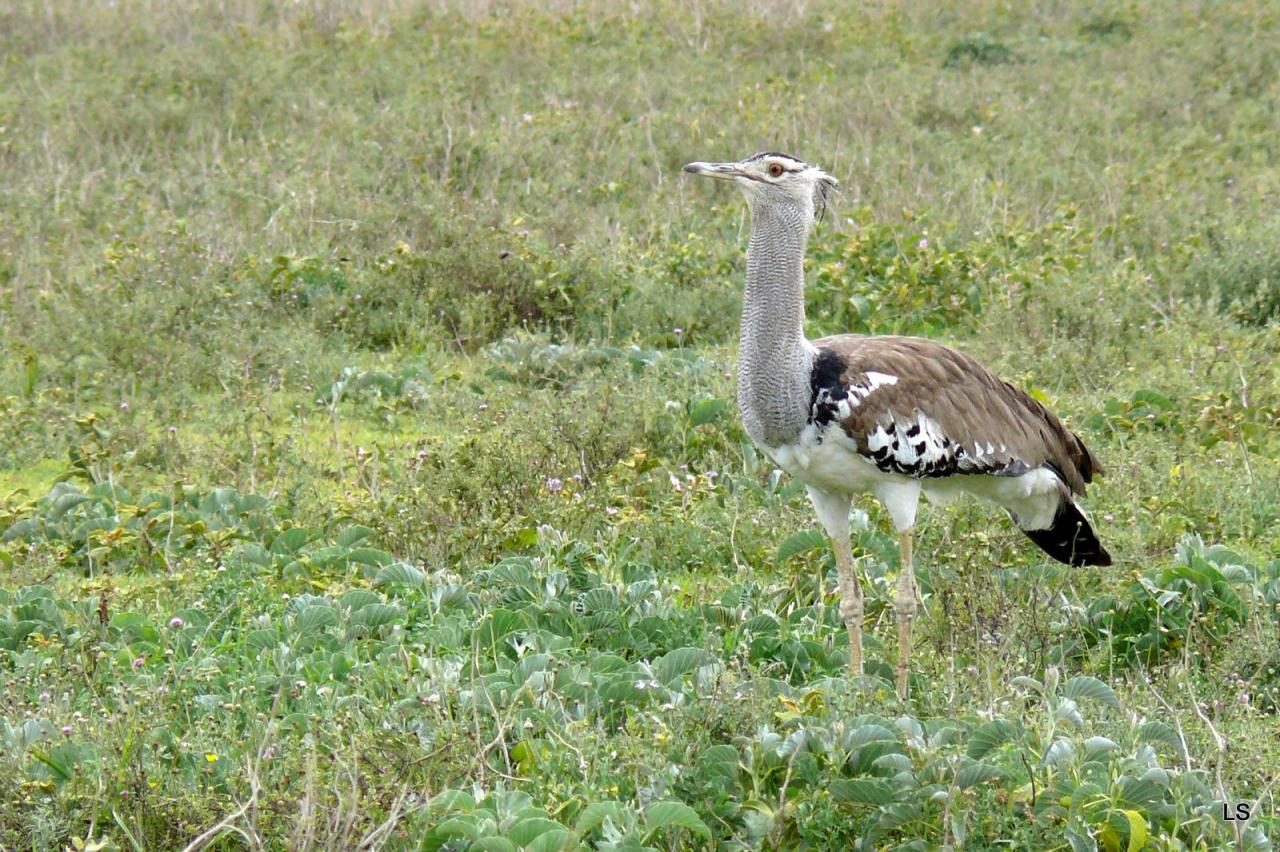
(1021, 501, 1112, 567)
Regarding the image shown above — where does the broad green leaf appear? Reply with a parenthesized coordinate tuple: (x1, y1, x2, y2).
(245, 629, 281, 654)
(2, 518, 41, 542)
(293, 604, 339, 636)
(701, 745, 740, 786)
(373, 561, 426, 589)
(233, 543, 272, 567)
(1243, 826, 1271, 852)
(743, 614, 780, 634)
(955, 763, 1003, 789)
(1140, 767, 1170, 787)
(1118, 777, 1165, 809)
(1062, 676, 1121, 710)
(344, 547, 394, 568)
(349, 603, 401, 631)
(776, 529, 828, 564)
(49, 493, 91, 521)
(688, 396, 728, 426)
(847, 724, 897, 749)
(514, 653, 551, 683)
(29, 746, 73, 783)
(829, 778, 897, 805)
(575, 800, 628, 835)
(469, 839, 516, 852)
(1132, 388, 1173, 410)
(872, 753, 912, 773)
(472, 608, 523, 652)
(1041, 737, 1074, 768)
(524, 831, 574, 852)
(777, 729, 808, 759)
(580, 588, 618, 613)
(507, 816, 570, 846)
(643, 801, 711, 840)
(966, 720, 1020, 759)
(1065, 828, 1094, 852)
(875, 800, 922, 831)
(654, 647, 717, 685)
(895, 716, 924, 740)
(427, 814, 480, 843)
(1083, 736, 1119, 757)
(271, 527, 316, 554)
(589, 654, 631, 674)
(336, 524, 375, 548)
(339, 590, 380, 612)
(598, 677, 647, 706)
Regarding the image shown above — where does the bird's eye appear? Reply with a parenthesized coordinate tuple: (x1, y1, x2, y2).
(768, 163, 784, 177)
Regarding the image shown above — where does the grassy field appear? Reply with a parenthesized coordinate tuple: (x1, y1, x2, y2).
(2, 0, 1279, 847)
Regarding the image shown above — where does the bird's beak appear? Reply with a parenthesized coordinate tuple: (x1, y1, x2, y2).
(682, 161, 744, 181)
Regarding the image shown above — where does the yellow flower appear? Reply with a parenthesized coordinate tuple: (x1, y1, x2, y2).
(205, 752, 218, 763)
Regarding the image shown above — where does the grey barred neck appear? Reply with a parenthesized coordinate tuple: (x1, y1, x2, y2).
(737, 202, 815, 448)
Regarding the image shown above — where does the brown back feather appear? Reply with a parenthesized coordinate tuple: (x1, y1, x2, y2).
(813, 334, 1103, 495)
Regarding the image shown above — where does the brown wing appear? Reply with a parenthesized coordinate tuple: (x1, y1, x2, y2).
(809, 334, 1102, 495)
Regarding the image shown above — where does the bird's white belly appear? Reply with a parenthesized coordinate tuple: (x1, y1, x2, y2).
(923, 466, 1062, 530)
(765, 424, 1065, 533)
(765, 423, 897, 496)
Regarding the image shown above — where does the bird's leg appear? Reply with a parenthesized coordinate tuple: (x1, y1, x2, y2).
(895, 529, 917, 700)
(832, 534, 864, 677)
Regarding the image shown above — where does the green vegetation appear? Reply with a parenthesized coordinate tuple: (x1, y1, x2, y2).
(2, 0, 1279, 847)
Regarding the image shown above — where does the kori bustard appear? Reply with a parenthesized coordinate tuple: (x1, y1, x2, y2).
(683, 152, 1111, 699)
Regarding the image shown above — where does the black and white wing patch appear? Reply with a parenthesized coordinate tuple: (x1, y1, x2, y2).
(861, 411, 1032, 479)
(807, 349, 1032, 480)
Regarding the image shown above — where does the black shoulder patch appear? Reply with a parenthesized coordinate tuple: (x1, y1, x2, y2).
(808, 349, 849, 427)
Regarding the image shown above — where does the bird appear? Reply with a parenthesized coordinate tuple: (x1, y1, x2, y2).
(682, 151, 1111, 699)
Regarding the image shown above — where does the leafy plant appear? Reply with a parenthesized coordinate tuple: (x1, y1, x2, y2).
(943, 34, 1017, 68)
(1079, 534, 1257, 667)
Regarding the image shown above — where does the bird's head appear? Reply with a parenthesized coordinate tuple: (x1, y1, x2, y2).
(682, 152, 838, 221)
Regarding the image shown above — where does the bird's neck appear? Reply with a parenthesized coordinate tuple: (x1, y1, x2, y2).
(738, 203, 814, 448)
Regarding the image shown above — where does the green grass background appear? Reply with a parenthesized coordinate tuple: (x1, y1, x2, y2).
(2, 0, 1279, 848)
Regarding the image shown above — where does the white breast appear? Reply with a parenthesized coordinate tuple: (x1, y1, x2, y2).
(766, 423, 923, 531)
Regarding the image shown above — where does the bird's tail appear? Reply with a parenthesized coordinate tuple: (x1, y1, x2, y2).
(1018, 499, 1112, 566)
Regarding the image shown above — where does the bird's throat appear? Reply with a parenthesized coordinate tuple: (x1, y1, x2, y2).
(737, 205, 814, 448)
